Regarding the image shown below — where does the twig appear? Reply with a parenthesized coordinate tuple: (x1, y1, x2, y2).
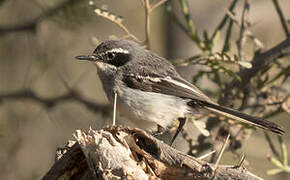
(211, 0, 239, 41)
(266, 65, 290, 85)
(0, 90, 110, 115)
(165, 3, 188, 34)
(278, 136, 288, 165)
(214, 134, 231, 168)
(222, 14, 234, 53)
(266, 137, 290, 175)
(197, 150, 216, 160)
(241, 99, 287, 109)
(151, 0, 167, 11)
(142, 0, 167, 49)
(113, 92, 117, 126)
(141, 0, 168, 48)
(234, 155, 246, 168)
(90, 1, 140, 42)
(226, 10, 264, 50)
(245, 31, 265, 50)
(178, 0, 201, 46)
(144, 0, 151, 49)
(272, 0, 289, 36)
(237, 0, 250, 60)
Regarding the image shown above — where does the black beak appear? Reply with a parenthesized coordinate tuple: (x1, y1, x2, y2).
(75, 55, 99, 61)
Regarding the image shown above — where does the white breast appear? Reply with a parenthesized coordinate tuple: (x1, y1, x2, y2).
(115, 84, 192, 131)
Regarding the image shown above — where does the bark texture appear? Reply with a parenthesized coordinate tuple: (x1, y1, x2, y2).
(42, 126, 263, 180)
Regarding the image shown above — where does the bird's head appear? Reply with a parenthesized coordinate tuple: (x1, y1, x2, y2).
(75, 39, 143, 69)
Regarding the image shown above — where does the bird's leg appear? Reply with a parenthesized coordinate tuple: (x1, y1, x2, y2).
(157, 124, 165, 134)
(152, 124, 166, 137)
(169, 117, 186, 146)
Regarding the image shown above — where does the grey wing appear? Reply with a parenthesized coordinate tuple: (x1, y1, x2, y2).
(122, 72, 212, 103)
(121, 72, 285, 135)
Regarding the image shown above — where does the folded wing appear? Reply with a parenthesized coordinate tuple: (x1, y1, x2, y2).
(122, 73, 285, 135)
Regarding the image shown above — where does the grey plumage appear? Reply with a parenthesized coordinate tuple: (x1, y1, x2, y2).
(76, 39, 285, 139)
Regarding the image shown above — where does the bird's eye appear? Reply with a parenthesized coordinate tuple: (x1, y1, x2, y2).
(107, 52, 115, 59)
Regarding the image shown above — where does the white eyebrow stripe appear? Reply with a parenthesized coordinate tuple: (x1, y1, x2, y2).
(107, 48, 129, 54)
(163, 76, 204, 96)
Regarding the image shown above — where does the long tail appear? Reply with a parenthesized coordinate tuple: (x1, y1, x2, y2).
(200, 101, 285, 135)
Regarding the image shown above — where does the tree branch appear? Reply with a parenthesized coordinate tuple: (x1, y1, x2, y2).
(272, 0, 289, 37)
(197, 36, 290, 156)
(219, 36, 290, 106)
(0, 90, 110, 115)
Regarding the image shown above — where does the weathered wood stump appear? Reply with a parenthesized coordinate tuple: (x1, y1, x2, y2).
(42, 126, 262, 180)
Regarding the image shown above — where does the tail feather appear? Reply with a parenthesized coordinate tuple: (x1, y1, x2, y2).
(200, 101, 285, 135)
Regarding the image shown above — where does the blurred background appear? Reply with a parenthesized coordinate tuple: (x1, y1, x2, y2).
(0, 0, 289, 179)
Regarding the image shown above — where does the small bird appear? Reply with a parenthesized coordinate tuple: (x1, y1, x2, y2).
(76, 39, 284, 145)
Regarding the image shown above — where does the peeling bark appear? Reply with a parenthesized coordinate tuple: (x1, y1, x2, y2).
(42, 126, 263, 180)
